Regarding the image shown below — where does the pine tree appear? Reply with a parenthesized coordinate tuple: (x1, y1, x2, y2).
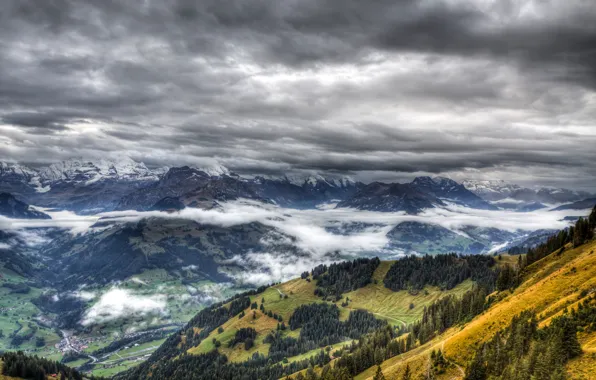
(464, 351, 486, 380)
(373, 365, 386, 380)
(402, 363, 412, 380)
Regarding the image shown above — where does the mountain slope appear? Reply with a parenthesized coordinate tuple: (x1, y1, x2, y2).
(356, 241, 596, 380)
(411, 176, 496, 210)
(552, 197, 596, 211)
(386, 222, 486, 254)
(115, 255, 499, 379)
(336, 182, 444, 213)
(0, 193, 50, 219)
(38, 217, 281, 291)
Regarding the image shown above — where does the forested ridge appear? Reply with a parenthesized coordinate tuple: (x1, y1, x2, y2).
(1, 351, 99, 380)
(520, 205, 596, 267)
(311, 258, 380, 301)
(266, 304, 386, 361)
(118, 251, 506, 380)
(383, 254, 496, 293)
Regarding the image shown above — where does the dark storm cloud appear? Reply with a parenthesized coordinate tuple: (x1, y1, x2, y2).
(0, 0, 595, 188)
(1, 112, 71, 133)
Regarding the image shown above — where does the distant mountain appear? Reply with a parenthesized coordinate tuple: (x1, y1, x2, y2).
(117, 166, 218, 211)
(516, 202, 548, 212)
(0, 192, 50, 219)
(336, 182, 444, 213)
(386, 221, 486, 254)
(119, 169, 363, 211)
(0, 158, 229, 213)
(38, 217, 296, 292)
(461, 179, 524, 201)
(36, 157, 160, 185)
(149, 196, 186, 211)
(335, 177, 493, 213)
(0, 161, 40, 195)
(463, 179, 593, 209)
(410, 176, 497, 210)
(551, 198, 596, 211)
(252, 175, 363, 208)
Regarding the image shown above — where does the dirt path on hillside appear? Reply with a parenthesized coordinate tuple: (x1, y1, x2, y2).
(441, 340, 465, 379)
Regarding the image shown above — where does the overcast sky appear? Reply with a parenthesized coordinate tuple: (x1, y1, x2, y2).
(1, 0, 595, 189)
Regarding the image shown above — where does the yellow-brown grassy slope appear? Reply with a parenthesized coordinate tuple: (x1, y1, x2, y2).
(186, 261, 473, 365)
(356, 240, 596, 380)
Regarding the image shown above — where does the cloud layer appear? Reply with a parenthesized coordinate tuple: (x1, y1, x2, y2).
(98, 200, 590, 284)
(81, 288, 167, 326)
(0, 0, 595, 188)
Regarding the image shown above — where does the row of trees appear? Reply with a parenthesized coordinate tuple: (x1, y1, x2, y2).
(383, 254, 496, 293)
(312, 258, 380, 301)
(409, 286, 490, 346)
(1, 351, 96, 380)
(524, 205, 596, 267)
(464, 295, 596, 380)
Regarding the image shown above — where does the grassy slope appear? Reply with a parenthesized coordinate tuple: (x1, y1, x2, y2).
(186, 261, 478, 366)
(354, 241, 596, 380)
(342, 261, 474, 326)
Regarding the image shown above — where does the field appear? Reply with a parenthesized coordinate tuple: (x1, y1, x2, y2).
(340, 261, 474, 326)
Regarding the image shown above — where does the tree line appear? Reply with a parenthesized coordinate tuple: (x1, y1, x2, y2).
(1, 351, 100, 380)
(522, 205, 596, 267)
(266, 304, 387, 362)
(383, 254, 497, 293)
(311, 258, 380, 301)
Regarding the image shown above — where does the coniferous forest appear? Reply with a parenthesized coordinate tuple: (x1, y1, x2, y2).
(383, 254, 497, 292)
(1, 351, 95, 380)
(312, 258, 380, 300)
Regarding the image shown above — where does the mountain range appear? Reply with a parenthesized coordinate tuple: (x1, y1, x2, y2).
(2, 157, 593, 215)
(462, 179, 593, 210)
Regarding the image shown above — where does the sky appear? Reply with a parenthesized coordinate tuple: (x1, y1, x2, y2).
(1, 0, 596, 189)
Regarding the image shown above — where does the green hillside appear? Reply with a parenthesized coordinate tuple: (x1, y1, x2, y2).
(115, 253, 505, 379)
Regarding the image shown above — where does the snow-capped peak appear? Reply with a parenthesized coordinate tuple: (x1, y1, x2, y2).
(0, 161, 37, 178)
(279, 174, 355, 188)
(197, 163, 230, 177)
(462, 179, 520, 193)
(37, 157, 158, 184)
